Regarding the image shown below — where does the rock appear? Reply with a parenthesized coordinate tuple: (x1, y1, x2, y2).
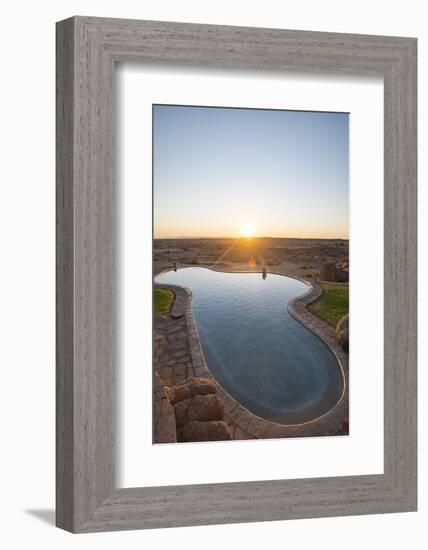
(320, 262, 349, 282)
(174, 393, 224, 426)
(337, 313, 349, 333)
(179, 421, 232, 442)
(320, 261, 337, 281)
(336, 313, 349, 352)
(165, 376, 217, 405)
(153, 397, 177, 443)
(337, 328, 349, 352)
(163, 376, 230, 442)
(153, 372, 177, 443)
(336, 269, 349, 282)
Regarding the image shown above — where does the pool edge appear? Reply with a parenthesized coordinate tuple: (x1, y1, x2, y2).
(154, 266, 349, 439)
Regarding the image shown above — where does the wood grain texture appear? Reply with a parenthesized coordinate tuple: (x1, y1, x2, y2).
(56, 16, 417, 532)
(56, 17, 75, 532)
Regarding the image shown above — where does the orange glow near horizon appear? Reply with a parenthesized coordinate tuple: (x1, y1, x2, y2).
(154, 223, 349, 240)
(153, 106, 349, 242)
(154, 205, 349, 240)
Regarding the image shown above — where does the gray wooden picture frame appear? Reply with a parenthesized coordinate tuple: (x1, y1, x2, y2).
(56, 16, 417, 533)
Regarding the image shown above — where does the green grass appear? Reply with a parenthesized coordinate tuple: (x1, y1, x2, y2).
(309, 283, 349, 328)
(154, 288, 174, 316)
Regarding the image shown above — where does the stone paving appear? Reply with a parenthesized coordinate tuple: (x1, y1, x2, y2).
(154, 316, 195, 387)
(153, 272, 349, 442)
(153, 285, 197, 443)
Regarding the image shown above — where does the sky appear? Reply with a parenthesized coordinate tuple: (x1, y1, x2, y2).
(153, 105, 349, 239)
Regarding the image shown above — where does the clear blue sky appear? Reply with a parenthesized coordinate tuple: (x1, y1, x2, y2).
(153, 105, 349, 239)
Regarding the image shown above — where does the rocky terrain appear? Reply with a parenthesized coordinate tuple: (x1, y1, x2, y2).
(154, 237, 348, 281)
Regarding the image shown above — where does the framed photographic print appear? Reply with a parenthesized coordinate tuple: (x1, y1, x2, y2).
(56, 17, 417, 532)
(151, 104, 350, 444)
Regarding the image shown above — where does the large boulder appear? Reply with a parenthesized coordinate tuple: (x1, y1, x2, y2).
(174, 393, 224, 427)
(163, 375, 231, 442)
(336, 269, 349, 282)
(320, 262, 349, 282)
(179, 420, 232, 442)
(336, 313, 349, 352)
(153, 396, 177, 443)
(320, 261, 337, 281)
(165, 376, 216, 405)
(153, 372, 177, 443)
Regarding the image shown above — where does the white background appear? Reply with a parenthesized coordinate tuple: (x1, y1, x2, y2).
(118, 67, 384, 487)
(0, 1, 425, 549)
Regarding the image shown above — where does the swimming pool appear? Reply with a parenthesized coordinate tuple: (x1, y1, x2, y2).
(155, 267, 343, 424)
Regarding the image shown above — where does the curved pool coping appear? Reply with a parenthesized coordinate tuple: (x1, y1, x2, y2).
(155, 266, 349, 439)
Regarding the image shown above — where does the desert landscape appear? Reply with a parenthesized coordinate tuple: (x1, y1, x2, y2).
(154, 237, 349, 281)
(152, 105, 349, 444)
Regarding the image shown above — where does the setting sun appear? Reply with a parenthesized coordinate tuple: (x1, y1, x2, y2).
(152, 104, 350, 444)
(240, 224, 255, 238)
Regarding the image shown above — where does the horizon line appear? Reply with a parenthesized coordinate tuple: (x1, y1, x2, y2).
(154, 235, 349, 240)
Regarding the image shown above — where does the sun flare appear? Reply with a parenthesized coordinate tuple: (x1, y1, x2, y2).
(240, 224, 255, 238)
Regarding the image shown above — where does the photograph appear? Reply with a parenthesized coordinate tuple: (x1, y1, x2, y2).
(152, 104, 349, 443)
(2, 3, 417, 542)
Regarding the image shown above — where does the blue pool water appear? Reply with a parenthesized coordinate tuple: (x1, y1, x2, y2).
(155, 267, 343, 424)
